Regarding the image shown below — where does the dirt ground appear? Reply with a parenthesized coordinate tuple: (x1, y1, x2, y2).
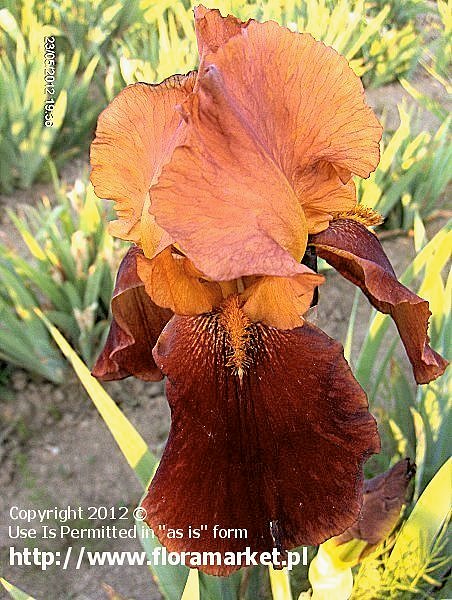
(0, 75, 447, 600)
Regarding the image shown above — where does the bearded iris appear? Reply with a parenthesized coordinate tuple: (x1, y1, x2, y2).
(90, 6, 447, 575)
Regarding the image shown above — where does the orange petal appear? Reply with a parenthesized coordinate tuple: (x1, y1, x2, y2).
(92, 246, 172, 381)
(202, 21, 382, 225)
(311, 219, 448, 384)
(151, 21, 381, 278)
(192, 0, 381, 207)
(241, 272, 324, 329)
(151, 81, 309, 280)
(90, 73, 196, 253)
(194, 5, 249, 56)
(142, 311, 379, 574)
(295, 161, 357, 234)
(136, 247, 222, 315)
(197, 20, 381, 180)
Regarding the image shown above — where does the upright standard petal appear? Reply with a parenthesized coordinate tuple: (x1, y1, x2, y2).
(150, 18, 381, 278)
(311, 219, 448, 384)
(151, 86, 310, 280)
(142, 300, 380, 575)
(92, 246, 172, 381)
(90, 73, 196, 253)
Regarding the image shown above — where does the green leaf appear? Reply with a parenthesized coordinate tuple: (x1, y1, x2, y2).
(345, 5, 390, 60)
(36, 309, 156, 487)
(400, 77, 447, 122)
(136, 520, 190, 600)
(199, 571, 243, 600)
(388, 360, 416, 457)
(383, 458, 451, 588)
(269, 566, 292, 600)
(343, 288, 360, 364)
(181, 569, 199, 600)
(83, 263, 104, 308)
(0, 578, 35, 600)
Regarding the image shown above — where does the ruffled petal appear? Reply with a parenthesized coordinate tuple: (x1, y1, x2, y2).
(311, 219, 448, 384)
(92, 246, 172, 381)
(296, 162, 357, 234)
(151, 19, 381, 278)
(90, 73, 196, 253)
(136, 247, 223, 315)
(142, 305, 380, 575)
(151, 88, 309, 280)
(194, 5, 249, 56)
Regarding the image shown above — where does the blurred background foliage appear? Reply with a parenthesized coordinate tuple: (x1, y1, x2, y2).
(0, 0, 450, 598)
(0, 174, 126, 374)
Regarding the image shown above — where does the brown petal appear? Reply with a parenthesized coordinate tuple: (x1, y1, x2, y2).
(311, 219, 448, 384)
(92, 246, 172, 381)
(335, 458, 416, 547)
(141, 303, 379, 575)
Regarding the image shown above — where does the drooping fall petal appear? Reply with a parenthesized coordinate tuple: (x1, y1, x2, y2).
(90, 73, 196, 254)
(311, 219, 448, 384)
(136, 247, 223, 315)
(92, 246, 172, 381)
(150, 16, 381, 280)
(142, 302, 380, 575)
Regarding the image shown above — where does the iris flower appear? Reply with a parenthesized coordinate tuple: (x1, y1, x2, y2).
(90, 7, 447, 575)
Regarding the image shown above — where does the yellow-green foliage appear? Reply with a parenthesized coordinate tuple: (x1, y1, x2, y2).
(0, 578, 36, 600)
(365, 22, 419, 88)
(0, 6, 65, 190)
(106, 0, 419, 94)
(357, 103, 451, 230)
(0, 177, 125, 370)
(0, 4, 100, 191)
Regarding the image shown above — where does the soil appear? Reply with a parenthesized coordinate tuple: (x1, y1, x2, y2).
(0, 74, 448, 600)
